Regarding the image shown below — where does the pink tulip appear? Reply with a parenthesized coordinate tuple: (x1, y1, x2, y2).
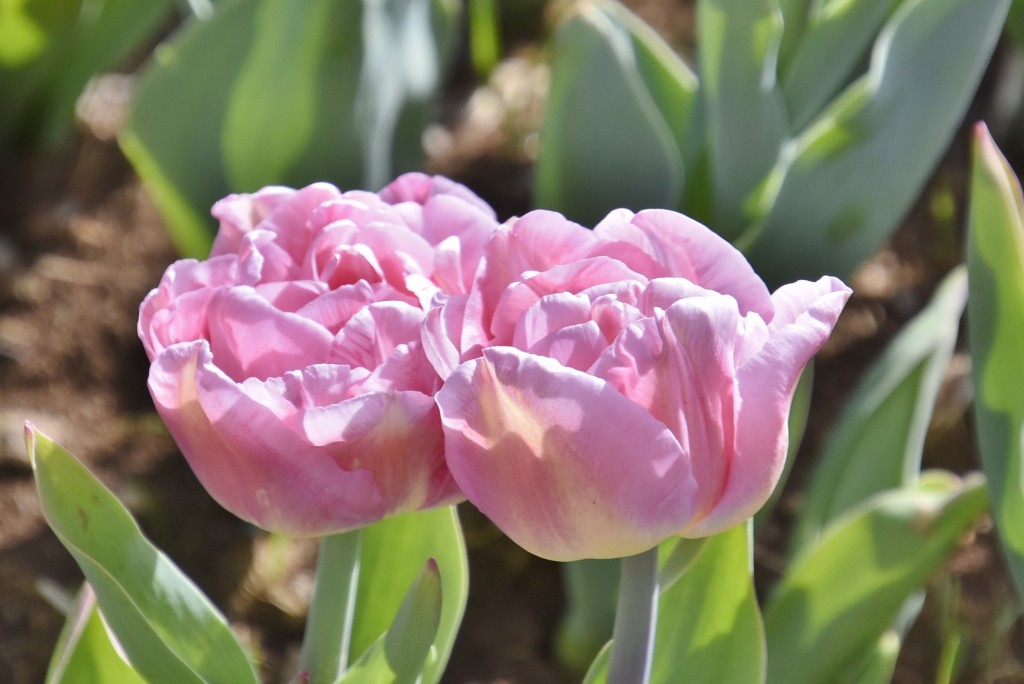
(431, 209, 850, 560)
(139, 174, 497, 536)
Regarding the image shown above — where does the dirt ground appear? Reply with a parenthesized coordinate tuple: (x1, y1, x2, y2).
(2, 4, 1024, 683)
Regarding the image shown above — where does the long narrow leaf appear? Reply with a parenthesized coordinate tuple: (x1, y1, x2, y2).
(745, 0, 1009, 287)
(791, 266, 966, 554)
(967, 123, 1024, 602)
(27, 425, 257, 684)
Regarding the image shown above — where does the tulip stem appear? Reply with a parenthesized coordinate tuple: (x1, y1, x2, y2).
(607, 545, 660, 684)
(298, 529, 363, 684)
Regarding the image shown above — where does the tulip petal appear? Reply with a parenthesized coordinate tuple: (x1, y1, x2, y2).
(594, 209, 774, 318)
(148, 341, 387, 535)
(682, 277, 851, 537)
(421, 295, 467, 380)
(207, 287, 333, 382)
(210, 186, 295, 256)
(330, 301, 425, 370)
(437, 347, 697, 561)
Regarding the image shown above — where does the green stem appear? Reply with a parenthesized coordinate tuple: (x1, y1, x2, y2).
(298, 529, 363, 683)
(607, 546, 660, 684)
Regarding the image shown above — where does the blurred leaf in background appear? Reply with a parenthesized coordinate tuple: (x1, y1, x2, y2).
(791, 266, 967, 555)
(0, 0, 175, 149)
(121, 0, 459, 258)
(765, 471, 988, 684)
(535, 0, 1008, 287)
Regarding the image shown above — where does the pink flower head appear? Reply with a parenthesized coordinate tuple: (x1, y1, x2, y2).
(139, 173, 498, 536)
(431, 208, 850, 561)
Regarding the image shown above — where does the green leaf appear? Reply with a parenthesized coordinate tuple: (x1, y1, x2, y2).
(349, 507, 467, 684)
(578, 527, 762, 684)
(46, 584, 146, 684)
(341, 559, 442, 684)
(745, 0, 1009, 287)
(0, 0, 173, 147)
(791, 266, 966, 554)
(780, 0, 893, 131)
(27, 425, 257, 684)
(764, 471, 988, 684)
(697, 0, 789, 238)
(122, 0, 455, 258)
(651, 524, 765, 684)
(534, 1, 688, 225)
(967, 123, 1024, 603)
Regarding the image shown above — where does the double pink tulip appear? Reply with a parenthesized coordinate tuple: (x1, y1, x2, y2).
(141, 174, 849, 558)
(138, 173, 498, 536)
(427, 209, 850, 560)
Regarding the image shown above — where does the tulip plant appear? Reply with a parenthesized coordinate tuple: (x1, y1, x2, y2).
(19, 1, 1024, 683)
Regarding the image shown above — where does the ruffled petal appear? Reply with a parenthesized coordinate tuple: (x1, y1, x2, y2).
(148, 341, 388, 535)
(206, 287, 333, 382)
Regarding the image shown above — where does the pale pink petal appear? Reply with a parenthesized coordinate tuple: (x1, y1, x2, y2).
(595, 209, 774, 318)
(210, 186, 295, 256)
(681, 277, 850, 537)
(489, 257, 646, 344)
(437, 347, 697, 561)
(421, 297, 466, 380)
(148, 341, 387, 535)
(206, 287, 333, 382)
(297, 389, 461, 512)
(330, 301, 424, 369)
(379, 172, 496, 219)
(591, 297, 754, 523)
(295, 281, 377, 333)
(256, 183, 342, 263)
(254, 281, 327, 313)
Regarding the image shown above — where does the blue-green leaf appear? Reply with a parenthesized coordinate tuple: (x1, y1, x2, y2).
(791, 266, 966, 554)
(966, 123, 1024, 602)
(765, 471, 988, 684)
(697, 0, 788, 238)
(780, 0, 894, 131)
(534, 1, 687, 225)
(27, 425, 257, 684)
(745, 0, 1009, 286)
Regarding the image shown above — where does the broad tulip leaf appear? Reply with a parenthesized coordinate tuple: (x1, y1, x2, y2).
(0, 0, 173, 147)
(46, 584, 146, 684)
(341, 559, 442, 684)
(578, 526, 762, 684)
(791, 266, 966, 554)
(534, 1, 687, 225)
(651, 524, 765, 683)
(967, 123, 1024, 602)
(697, 0, 789, 239)
(765, 471, 988, 684)
(27, 425, 257, 684)
(122, 0, 454, 258)
(745, 0, 1008, 287)
(780, 0, 893, 131)
(349, 507, 467, 684)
